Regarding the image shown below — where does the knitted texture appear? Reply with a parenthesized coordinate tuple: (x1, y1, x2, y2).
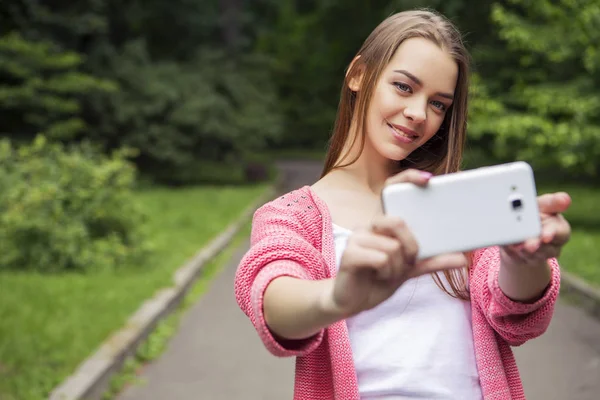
(234, 185, 560, 400)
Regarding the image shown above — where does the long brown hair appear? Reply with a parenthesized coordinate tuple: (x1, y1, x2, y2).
(321, 9, 472, 300)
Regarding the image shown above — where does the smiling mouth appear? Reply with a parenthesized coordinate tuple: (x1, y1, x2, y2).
(386, 122, 419, 140)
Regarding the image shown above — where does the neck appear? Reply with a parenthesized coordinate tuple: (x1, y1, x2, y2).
(335, 127, 396, 194)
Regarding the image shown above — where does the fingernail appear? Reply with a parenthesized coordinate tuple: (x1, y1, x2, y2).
(529, 241, 540, 252)
(420, 172, 432, 179)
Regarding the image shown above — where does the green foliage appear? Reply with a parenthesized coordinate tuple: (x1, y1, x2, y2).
(470, 0, 600, 176)
(86, 41, 283, 184)
(2, 0, 600, 178)
(0, 184, 267, 400)
(253, 0, 339, 149)
(1, 1, 281, 184)
(0, 0, 109, 47)
(0, 31, 116, 140)
(0, 135, 151, 272)
(254, 0, 478, 150)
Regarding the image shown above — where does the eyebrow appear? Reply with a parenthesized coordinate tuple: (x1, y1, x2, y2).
(394, 69, 454, 100)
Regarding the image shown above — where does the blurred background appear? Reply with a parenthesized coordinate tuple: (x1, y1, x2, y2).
(0, 0, 599, 399)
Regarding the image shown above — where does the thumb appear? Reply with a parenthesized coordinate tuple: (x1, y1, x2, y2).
(409, 253, 468, 279)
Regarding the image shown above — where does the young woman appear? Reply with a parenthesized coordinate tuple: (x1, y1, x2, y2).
(235, 9, 572, 400)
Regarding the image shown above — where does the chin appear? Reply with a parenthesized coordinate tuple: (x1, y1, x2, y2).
(377, 143, 415, 163)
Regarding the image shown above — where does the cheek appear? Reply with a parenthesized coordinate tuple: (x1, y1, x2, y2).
(369, 86, 398, 120)
(424, 114, 446, 138)
(377, 90, 400, 118)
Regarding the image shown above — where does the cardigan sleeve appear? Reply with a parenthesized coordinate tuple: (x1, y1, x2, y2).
(469, 246, 561, 346)
(234, 200, 327, 357)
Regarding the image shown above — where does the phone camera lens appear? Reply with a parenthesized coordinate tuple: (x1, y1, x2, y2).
(511, 198, 523, 210)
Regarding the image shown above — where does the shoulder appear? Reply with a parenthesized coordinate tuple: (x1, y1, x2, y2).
(255, 185, 319, 216)
(251, 185, 323, 240)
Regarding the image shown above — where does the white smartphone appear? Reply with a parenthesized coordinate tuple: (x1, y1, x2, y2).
(381, 161, 542, 260)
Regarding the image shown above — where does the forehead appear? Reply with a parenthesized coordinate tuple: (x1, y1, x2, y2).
(385, 37, 458, 93)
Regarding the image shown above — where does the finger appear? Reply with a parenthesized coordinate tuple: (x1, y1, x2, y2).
(394, 222, 419, 262)
(353, 231, 401, 255)
(341, 245, 389, 274)
(540, 223, 556, 245)
(372, 217, 418, 266)
(537, 192, 571, 215)
(549, 216, 571, 246)
(409, 252, 467, 278)
(523, 237, 541, 253)
(536, 240, 562, 259)
(362, 249, 394, 281)
(540, 215, 571, 245)
(524, 216, 569, 251)
(385, 168, 433, 187)
(371, 217, 419, 282)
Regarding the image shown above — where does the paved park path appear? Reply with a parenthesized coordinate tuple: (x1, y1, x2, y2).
(117, 160, 600, 400)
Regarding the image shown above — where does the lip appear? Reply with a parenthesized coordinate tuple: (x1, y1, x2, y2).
(386, 122, 420, 144)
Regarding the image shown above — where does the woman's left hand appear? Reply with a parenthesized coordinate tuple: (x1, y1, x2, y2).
(501, 192, 572, 266)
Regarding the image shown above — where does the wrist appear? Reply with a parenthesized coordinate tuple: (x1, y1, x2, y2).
(317, 278, 354, 322)
(499, 251, 551, 303)
(500, 247, 549, 271)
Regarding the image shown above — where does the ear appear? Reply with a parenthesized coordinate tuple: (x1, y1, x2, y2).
(346, 55, 365, 92)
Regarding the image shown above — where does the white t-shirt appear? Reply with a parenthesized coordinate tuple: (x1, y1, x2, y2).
(333, 223, 483, 399)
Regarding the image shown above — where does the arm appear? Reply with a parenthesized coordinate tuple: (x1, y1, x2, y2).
(234, 202, 331, 357)
(264, 276, 344, 340)
(496, 191, 573, 302)
(469, 247, 560, 346)
(470, 192, 571, 346)
(497, 250, 552, 303)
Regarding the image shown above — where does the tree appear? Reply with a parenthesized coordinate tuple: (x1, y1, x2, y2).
(0, 0, 285, 184)
(469, 0, 600, 177)
(0, 32, 115, 141)
(253, 0, 486, 149)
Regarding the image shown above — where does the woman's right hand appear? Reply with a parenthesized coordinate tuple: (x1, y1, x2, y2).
(321, 169, 468, 318)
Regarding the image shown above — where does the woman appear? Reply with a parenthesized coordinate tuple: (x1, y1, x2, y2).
(235, 9, 571, 399)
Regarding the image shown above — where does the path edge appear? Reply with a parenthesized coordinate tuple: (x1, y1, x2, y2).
(560, 269, 600, 321)
(48, 179, 281, 400)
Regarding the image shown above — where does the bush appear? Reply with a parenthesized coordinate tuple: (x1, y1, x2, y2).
(86, 41, 284, 185)
(0, 135, 152, 273)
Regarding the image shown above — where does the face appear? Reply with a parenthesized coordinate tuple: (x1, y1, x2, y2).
(353, 37, 458, 163)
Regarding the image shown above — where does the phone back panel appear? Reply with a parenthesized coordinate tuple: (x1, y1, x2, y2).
(381, 162, 541, 260)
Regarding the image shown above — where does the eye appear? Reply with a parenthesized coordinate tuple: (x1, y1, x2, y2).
(393, 82, 412, 93)
(431, 100, 447, 111)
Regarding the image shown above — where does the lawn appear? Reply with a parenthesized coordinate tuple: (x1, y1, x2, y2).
(537, 183, 600, 288)
(0, 183, 269, 400)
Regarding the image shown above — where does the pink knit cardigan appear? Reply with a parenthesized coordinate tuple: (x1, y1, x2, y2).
(234, 185, 560, 400)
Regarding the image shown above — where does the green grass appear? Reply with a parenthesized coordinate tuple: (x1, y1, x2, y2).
(0, 184, 269, 400)
(102, 222, 253, 399)
(537, 183, 600, 288)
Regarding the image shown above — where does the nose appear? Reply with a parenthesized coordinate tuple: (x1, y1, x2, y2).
(403, 101, 427, 124)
